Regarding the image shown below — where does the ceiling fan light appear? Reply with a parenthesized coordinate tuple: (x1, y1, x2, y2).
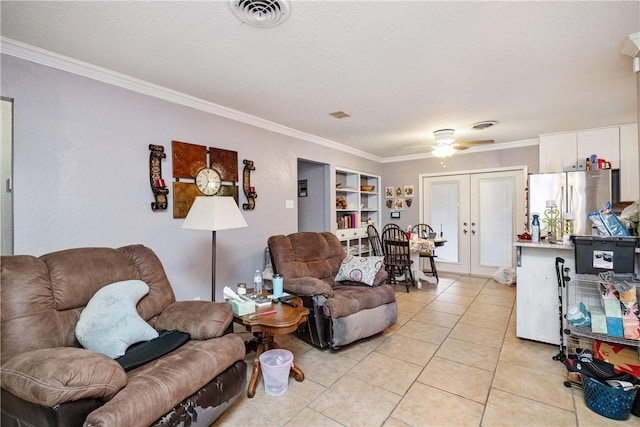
(432, 144, 455, 158)
(433, 129, 456, 144)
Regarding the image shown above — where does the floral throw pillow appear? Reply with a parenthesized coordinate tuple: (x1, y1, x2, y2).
(334, 255, 384, 286)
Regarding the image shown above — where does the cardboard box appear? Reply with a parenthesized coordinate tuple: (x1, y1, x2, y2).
(593, 340, 640, 378)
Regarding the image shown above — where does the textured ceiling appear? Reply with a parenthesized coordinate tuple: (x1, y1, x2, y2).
(1, 1, 639, 160)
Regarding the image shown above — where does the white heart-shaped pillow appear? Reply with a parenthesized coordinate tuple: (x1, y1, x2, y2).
(76, 280, 159, 358)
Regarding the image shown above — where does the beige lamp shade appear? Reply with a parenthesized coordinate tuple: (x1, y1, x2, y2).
(182, 196, 248, 231)
(182, 196, 248, 302)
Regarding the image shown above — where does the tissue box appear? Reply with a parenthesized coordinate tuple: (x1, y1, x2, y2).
(226, 296, 255, 316)
(602, 299, 622, 318)
(623, 317, 640, 340)
(606, 317, 624, 337)
(590, 306, 607, 334)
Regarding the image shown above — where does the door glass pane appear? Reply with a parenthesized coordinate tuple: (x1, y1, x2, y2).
(430, 181, 459, 263)
(478, 177, 514, 267)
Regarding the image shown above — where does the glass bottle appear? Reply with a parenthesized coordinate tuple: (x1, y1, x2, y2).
(253, 270, 263, 296)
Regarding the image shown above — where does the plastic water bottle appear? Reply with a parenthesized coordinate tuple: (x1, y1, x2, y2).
(531, 213, 540, 243)
(253, 270, 263, 296)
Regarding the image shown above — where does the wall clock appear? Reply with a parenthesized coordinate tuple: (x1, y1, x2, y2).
(195, 167, 221, 196)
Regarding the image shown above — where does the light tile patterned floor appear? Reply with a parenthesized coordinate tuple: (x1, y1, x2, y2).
(215, 273, 640, 427)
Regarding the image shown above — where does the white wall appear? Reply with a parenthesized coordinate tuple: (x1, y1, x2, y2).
(1, 54, 381, 301)
(381, 145, 539, 230)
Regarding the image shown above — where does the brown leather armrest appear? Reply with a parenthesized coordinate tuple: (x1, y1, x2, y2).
(1, 347, 127, 407)
(285, 277, 335, 297)
(154, 301, 233, 339)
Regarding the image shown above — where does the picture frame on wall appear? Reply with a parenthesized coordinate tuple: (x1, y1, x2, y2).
(394, 198, 404, 211)
(404, 185, 414, 197)
(391, 211, 401, 219)
(385, 186, 394, 198)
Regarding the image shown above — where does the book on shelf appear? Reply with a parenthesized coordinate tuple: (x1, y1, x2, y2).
(337, 213, 359, 229)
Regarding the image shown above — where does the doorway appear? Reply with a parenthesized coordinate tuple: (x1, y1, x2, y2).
(421, 168, 526, 276)
(297, 159, 330, 232)
(1, 97, 13, 255)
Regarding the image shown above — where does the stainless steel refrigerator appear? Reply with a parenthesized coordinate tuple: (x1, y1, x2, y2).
(528, 169, 611, 236)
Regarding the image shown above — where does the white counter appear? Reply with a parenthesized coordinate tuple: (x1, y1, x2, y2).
(514, 239, 639, 345)
(514, 241, 575, 345)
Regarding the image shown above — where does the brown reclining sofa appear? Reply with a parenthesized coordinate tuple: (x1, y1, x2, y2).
(1, 244, 247, 427)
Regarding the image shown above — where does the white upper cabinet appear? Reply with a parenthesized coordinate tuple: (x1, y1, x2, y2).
(539, 132, 577, 172)
(576, 127, 620, 170)
(620, 123, 639, 202)
(539, 126, 621, 173)
(539, 124, 638, 202)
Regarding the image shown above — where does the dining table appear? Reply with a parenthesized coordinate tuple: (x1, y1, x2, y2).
(408, 236, 446, 288)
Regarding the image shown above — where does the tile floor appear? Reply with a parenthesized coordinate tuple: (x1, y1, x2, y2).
(216, 273, 640, 426)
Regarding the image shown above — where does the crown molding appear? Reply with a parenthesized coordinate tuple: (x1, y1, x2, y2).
(1, 37, 381, 162)
(620, 32, 640, 57)
(381, 138, 539, 164)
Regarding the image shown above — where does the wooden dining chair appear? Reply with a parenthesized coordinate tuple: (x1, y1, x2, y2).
(366, 224, 384, 257)
(382, 223, 401, 234)
(411, 224, 439, 283)
(381, 226, 413, 292)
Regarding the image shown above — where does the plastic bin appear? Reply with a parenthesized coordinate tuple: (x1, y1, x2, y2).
(572, 236, 638, 274)
(259, 349, 293, 396)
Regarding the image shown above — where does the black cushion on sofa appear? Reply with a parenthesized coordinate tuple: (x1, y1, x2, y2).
(115, 330, 190, 372)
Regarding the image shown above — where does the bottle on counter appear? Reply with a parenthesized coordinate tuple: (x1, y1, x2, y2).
(531, 213, 540, 243)
(253, 270, 263, 296)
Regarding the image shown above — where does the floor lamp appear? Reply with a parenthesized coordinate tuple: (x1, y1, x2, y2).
(182, 196, 248, 301)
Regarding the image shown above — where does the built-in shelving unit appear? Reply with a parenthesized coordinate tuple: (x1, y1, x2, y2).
(334, 168, 380, 256)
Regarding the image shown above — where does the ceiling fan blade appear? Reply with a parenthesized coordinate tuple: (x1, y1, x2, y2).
(455, 139, 495, 147)
(401, 144, 429, 151)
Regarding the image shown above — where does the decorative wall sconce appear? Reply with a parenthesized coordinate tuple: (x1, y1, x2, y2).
(149, 144, 169, 211)
(242, 159, 257, 210)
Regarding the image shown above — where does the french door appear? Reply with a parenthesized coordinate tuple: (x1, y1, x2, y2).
(421, 169, 525, 276)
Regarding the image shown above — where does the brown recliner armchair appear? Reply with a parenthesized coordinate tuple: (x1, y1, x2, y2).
(268, 232, 397, 349)
(1, 244, 247, 427)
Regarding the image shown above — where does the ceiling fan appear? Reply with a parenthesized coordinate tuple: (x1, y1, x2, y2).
(432, 128, 495, 155)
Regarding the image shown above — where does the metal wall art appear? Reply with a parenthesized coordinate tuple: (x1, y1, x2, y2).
(242, 159, 257, 210)
(149, 144, 169, 211)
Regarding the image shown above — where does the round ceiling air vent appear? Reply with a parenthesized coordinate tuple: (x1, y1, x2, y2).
(230, 0, 291, 28)
(471, 120, 498, 130)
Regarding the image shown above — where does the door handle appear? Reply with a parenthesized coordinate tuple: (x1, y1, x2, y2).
(471, 230, 476, 235)
(463, 229, 468, 234)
